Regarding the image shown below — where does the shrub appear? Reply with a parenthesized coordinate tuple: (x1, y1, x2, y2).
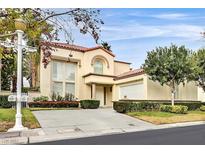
(0, 95, 13, 108)
(64, 93, 75, 101)
(159, 105, 172, 112)
(33, 96, 49, 102)
(160, 105, 188, 114)
(51, 93, 76, 101)
(80, 100, 100, 109)
(120, 100, 203, 111)
(113, 101, 161, 113)
(22, 87, 29, 93)
(200, 106, 205, 111)
(28, 101, 79, 108)
(113, 101, 131, 113)
(162, 102, 202, 111)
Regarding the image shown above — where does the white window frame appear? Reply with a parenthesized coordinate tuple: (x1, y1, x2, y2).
(52, 60, 76, 97)
(94, 59, 104, 74)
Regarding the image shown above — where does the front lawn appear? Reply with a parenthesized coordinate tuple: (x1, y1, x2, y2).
(127, 111, 205, 125)
(0, 108, 40, 132)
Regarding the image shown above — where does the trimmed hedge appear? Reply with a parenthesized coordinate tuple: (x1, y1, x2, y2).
(0, 95, 13, 108)
(80, 100, 100, 109)
(33, 96, 49, 102)
(160, 105, 188, 114)
(28, 101, 79, 108)
(119, 100, 203, 111)
(200, 106, 205, 111)
(113, 101, 160, 113)
(162, 102, 202, 111)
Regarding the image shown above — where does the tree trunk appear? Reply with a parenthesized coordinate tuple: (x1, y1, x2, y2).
(171, 82, 175, 106)
(171, 91, 175, 106)
(31, 65, 36, 88)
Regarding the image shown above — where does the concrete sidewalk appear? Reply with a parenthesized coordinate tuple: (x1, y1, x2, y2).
(1, 120, 205, 144)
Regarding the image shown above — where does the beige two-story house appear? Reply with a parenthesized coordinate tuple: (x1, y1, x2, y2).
(38, 41, 202, 107)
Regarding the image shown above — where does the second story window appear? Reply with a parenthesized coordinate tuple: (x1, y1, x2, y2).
(52, 61, 76, 97)
(94, 60, 103, 74)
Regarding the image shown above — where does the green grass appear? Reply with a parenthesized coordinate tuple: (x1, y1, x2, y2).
(128, 111, 177, 117)
(127, 111, 205, 125)
(0, 108, 40, 132)
(0, 109, 16, 122)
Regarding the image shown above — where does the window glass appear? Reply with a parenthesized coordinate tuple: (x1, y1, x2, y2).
(52, 61, 76, 97)
(65, 63, 76, 81)
(94, 60, 103, 74)
(65, 83, 75, 95)
(53, 82, 63, 96)
(52, 61, 63, 80)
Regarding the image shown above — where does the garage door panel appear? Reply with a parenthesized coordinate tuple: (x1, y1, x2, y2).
(120, 83, 144, 99)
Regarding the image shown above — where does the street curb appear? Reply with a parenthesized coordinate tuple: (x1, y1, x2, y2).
(0, 136, 28, 145)
(28, 121, 205, 144)
(1, 121, 205, 144)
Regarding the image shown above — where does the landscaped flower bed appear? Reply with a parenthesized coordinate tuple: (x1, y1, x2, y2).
(28, 101, 79, 108)
(113, 101, 205, 125)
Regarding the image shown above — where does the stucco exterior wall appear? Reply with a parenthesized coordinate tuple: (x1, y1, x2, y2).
(146, 76, 171, 100)
(177, 82, 198, 100)
(40, 47, 116, 103)
(198, 87, 205, 102)
(114, 62, 130, 76)
(40, 51, 52, 97)
(113, 74, 198, 101)
(146, 76, 198, 101)
(83, 49, 115, 75)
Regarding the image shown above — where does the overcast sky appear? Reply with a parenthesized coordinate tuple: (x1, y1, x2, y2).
(60, 8, 205, 69)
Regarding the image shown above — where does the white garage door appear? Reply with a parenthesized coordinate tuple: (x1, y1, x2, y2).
(120, 83, 144, 99)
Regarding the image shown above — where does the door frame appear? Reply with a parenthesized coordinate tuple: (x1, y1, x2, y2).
(104, 87, 106, 105)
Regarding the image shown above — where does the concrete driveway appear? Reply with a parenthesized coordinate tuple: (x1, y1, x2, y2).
(33, 108, 154, 135)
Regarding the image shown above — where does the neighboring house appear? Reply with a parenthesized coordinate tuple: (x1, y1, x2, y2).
(37, 42, 201, 107)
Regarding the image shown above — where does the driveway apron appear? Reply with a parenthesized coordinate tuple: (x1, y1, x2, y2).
(32, 108, 154, 135)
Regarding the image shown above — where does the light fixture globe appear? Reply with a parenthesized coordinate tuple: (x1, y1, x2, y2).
(14, 19, 27, 31)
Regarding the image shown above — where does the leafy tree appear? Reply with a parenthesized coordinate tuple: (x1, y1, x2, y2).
(188, 49, 205, 91)
(142, 44, 193, 106)
(0, 8, 104, 90)
(1, 49, 17, 91)
(101, 41, 112, 52)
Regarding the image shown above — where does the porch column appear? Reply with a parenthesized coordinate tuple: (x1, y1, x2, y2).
(91, 83, 96, 99)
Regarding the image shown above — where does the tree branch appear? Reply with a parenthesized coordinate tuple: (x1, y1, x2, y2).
(39, 9, 77, 23)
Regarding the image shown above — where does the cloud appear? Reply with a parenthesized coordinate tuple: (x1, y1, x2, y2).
(128, 11, 190, 19)
(101, 23, 204, 41)
(151, 13, 189, 20)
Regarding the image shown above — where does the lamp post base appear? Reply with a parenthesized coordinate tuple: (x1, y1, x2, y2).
(7, 113, 28, 132)
(8, 126, 28, 132)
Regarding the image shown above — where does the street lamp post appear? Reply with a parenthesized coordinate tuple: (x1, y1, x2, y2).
(8, 19, 28, 132)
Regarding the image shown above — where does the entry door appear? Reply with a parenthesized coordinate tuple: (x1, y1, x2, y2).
(96, 86, 104, 107)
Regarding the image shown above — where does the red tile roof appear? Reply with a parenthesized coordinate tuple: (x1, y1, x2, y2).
(41, 41, 115, 57)
(115, 69, 144, 80)
(41, 41, 88, 51)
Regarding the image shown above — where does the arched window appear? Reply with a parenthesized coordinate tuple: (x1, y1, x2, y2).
(94, 60, 103, 74)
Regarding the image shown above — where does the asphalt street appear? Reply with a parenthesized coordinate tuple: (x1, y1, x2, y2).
(30, 124, 205, 145)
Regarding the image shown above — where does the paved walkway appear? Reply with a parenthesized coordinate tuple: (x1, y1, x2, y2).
(32, 108, 154, 135)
